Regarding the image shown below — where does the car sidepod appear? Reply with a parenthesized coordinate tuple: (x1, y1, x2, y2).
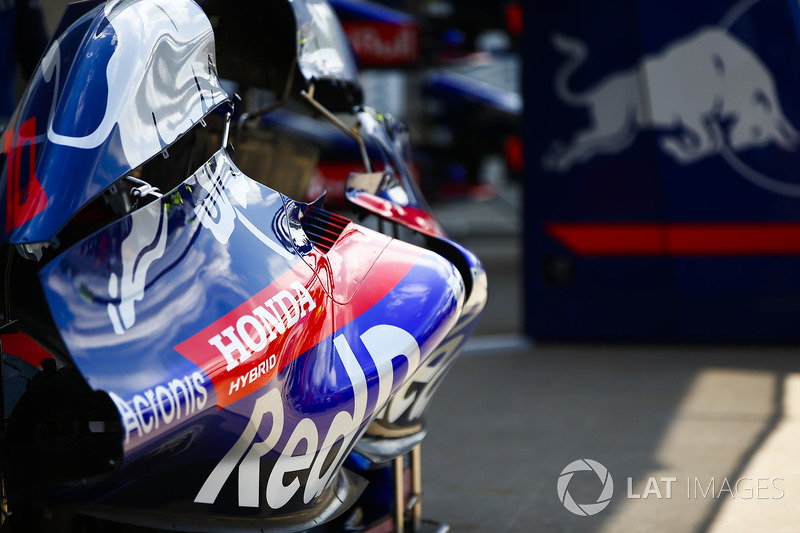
(11, 148, 465, 531)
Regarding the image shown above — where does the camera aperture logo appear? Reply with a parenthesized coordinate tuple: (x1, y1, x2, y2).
(557, 459, 614, 516)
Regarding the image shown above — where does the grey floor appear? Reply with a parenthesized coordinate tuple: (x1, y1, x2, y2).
(422, 189, 800, 533)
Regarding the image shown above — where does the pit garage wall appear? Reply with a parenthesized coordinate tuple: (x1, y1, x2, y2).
(524, 0, 800, 341)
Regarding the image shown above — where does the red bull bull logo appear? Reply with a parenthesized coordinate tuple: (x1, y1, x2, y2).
(543, 0, 800, 197)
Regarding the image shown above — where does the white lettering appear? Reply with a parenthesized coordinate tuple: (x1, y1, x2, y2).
(196, 388, 284, 506)
(209, 327, 249, 371)
(208, 284, 317, 383)
(383, 334, 460, 423)
(772, 477, 785, 499)
(360, 325, 419, 415)
(132, 394, 154, 434)
(291, 281, 316, 315)
(756, 477, 770, 499)
(228, 354, 278, 396)
(144, 390, 159, 430)
(717, 478, 734, 499)
(642, 477, 662, 499)
(155, 385, 176, 425)
(272, 290, 301, 328)
(168, 379, 189, 419)
(662, 477, 676, 499)
(194, 373, 209, 410)
(695, 477, 715, 499)
(196, 324, 422, 509)
(111, 372, 209, 444)
(237, 391, 286, 507)
(237, 315, 268, 353)
(627, 477, 677, 499)
(267, 418, 318, 508)
(378, 304, 482, 425)
(110, 392, 142, 444)
(304, 333, 369, 503)
(253, 305, 282, 340)
(627, 477, 640, 499)
(735, 477, 752, 499)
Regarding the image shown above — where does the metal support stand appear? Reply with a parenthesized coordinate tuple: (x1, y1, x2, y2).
(394, 444, 425, 533)
(393, 455, 405, 533)
(411, 445, 422, 531)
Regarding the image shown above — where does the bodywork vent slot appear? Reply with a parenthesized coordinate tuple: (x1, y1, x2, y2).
(301, 208, 351, 253)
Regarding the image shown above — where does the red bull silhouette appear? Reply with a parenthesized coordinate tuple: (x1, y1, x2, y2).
(543, 0, 800, 189)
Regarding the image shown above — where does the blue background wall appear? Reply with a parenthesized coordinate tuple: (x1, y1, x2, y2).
(524, 0, 800, 340)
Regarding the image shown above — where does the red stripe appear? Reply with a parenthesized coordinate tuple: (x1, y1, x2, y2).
(348, 193, 446, 238)
(174, 227, 422, 409)
(1, 332, 53, 368)
(547, 223, 800, 256)
(4, 118, 48, 232)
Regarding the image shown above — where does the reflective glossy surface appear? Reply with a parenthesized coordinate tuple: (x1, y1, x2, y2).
(0, 0, 226, 243)
(37, 148, 464, 526)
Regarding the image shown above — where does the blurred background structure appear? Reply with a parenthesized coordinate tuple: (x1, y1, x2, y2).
(326, 0, 800, 345)
(0, 0, 48, 130)
(526, 0, 800, 342)
(23, 2, 800, 347)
